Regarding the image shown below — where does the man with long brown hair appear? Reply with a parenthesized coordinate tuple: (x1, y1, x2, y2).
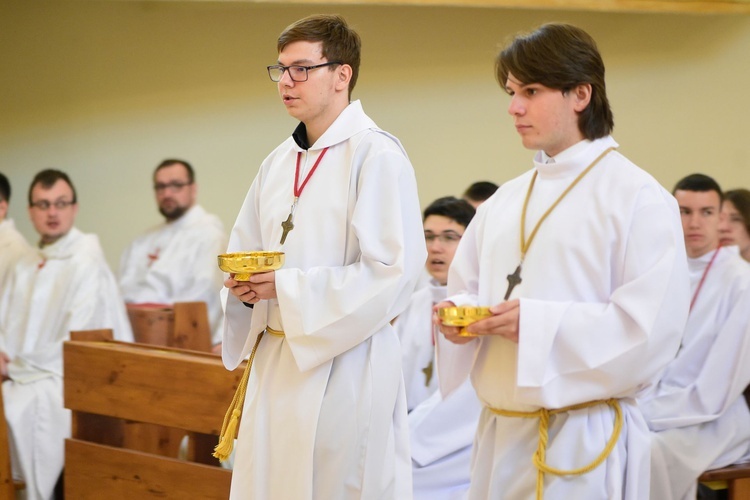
(436, 23, 689, 499)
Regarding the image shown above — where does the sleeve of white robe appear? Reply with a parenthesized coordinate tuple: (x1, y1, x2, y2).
(221, 169, 268, 370)
(436, 206, 483, 397)
(515, 187, 690, 408)
(643, 285, 750, 430)
(275, 148, 426, 372)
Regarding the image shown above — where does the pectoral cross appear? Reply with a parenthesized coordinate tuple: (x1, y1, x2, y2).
(280, 198, 298, 245)
(147, 248, 160, 267)
(504, 264, 522, 300)
(280, 214, 294, 244)
(422, 360, 434, 387)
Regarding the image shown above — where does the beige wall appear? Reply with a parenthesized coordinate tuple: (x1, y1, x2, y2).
(1, 1, 749, 268)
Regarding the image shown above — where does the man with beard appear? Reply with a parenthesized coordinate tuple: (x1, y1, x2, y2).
(119, 159, 227, 348)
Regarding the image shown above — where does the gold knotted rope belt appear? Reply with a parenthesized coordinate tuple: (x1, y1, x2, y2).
(213, 326, 285, 461)
(488, 398, 623, 500)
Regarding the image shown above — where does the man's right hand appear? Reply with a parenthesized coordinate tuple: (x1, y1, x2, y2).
(433, 300, 476, 345)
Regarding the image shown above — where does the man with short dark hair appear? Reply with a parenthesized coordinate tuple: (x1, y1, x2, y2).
(219, 14, 426, 499)
(0, 169, 132, 499)
(119, 159, 227, 346)
(0, 172, 30, 288)
(462, 181, 498, 209)
(436, 23, 689, 498)
(393, 196, 481, 500)
(640, 173, 750, 499)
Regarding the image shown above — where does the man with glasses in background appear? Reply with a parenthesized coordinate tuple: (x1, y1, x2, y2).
(393, 196, 482, 500)
(119, 159, 227, 349)
(0, 169, 133, 499)
(219, 14, 425, 499)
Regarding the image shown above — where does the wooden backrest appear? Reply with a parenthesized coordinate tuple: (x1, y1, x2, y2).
(126, 302, 212, 352)
(63, 340, 242, 499)
(70, 329, 114, 342)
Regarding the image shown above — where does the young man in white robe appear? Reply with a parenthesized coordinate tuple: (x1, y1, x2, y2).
(219, 15, 426, 499)
(0, 169, 133, 500)
(394, 196, 482, 500)
(436, 23, 690, 499)
(119, 159, 227, 348)
(640, 174, 750, 500)
(0, 172, 31, 289)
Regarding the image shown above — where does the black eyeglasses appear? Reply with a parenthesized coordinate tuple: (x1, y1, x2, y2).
(424, 232, 463, 245)
(30, 200, 75, 211)
(267, 62, 343, 83)
(154, 181, 192, 193)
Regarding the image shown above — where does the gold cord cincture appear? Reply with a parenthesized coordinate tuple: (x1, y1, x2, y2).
(489, 398, 623, 500)
(213, 326, 285, 461)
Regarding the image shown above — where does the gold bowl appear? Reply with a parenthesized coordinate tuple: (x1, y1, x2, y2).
(217, 251, 285, 281)
(438, 306, 492, 337)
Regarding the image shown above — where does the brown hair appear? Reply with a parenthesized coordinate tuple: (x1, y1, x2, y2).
(724, 189, 750, 237)
(28, 169, 77, 205)
(153, 159, 195, 184)
(277, 14, 361, 99)
(496, 23, 614, 140)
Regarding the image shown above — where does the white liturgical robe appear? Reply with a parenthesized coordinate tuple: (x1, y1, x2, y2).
(0, 227, 133, 500)
(640, 245, 750, 500)
(119, 204, 227, 343)
(394, 281, 482, 500)
(221, 100, 426, 499)
(439, 136, 690, 499)
(0, 218, 30, 290)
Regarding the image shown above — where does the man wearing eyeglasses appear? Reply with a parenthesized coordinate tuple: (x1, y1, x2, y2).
(220, 14, 425, 500)
(0, 169, 133, 500)
(0, 172, 31, 290)
(118, 159, 227, 349)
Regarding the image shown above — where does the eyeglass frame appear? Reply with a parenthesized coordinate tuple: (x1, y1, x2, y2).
(30, 199, 76, 211)
(267, 61, 343, 83)
(153, 181, 193, 193)
(424, 231, 464, 245)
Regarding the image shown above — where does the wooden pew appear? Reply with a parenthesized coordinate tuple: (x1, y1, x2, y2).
(124, 302, 215, 458)
(64, 339, 243, 499)
(700, 464, 750, 500)
(698, 387, 750, 500)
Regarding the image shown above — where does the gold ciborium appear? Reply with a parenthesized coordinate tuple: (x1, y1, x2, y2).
(438, 306, 492, 337)
(217, 251, 285, 281)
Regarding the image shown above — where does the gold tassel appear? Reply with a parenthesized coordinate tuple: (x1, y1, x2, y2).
(213, 409, 242, 461)
(213, 331, 266, 462)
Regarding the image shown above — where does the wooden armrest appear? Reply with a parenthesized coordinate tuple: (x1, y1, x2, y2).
(700, 463, 750, 481)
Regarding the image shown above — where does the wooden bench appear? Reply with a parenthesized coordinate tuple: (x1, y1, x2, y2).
(63, 339, 244, 499)
(700, 463, 750, 499)
(124, 302, 216, 457)
(699, 387, 750, 499)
